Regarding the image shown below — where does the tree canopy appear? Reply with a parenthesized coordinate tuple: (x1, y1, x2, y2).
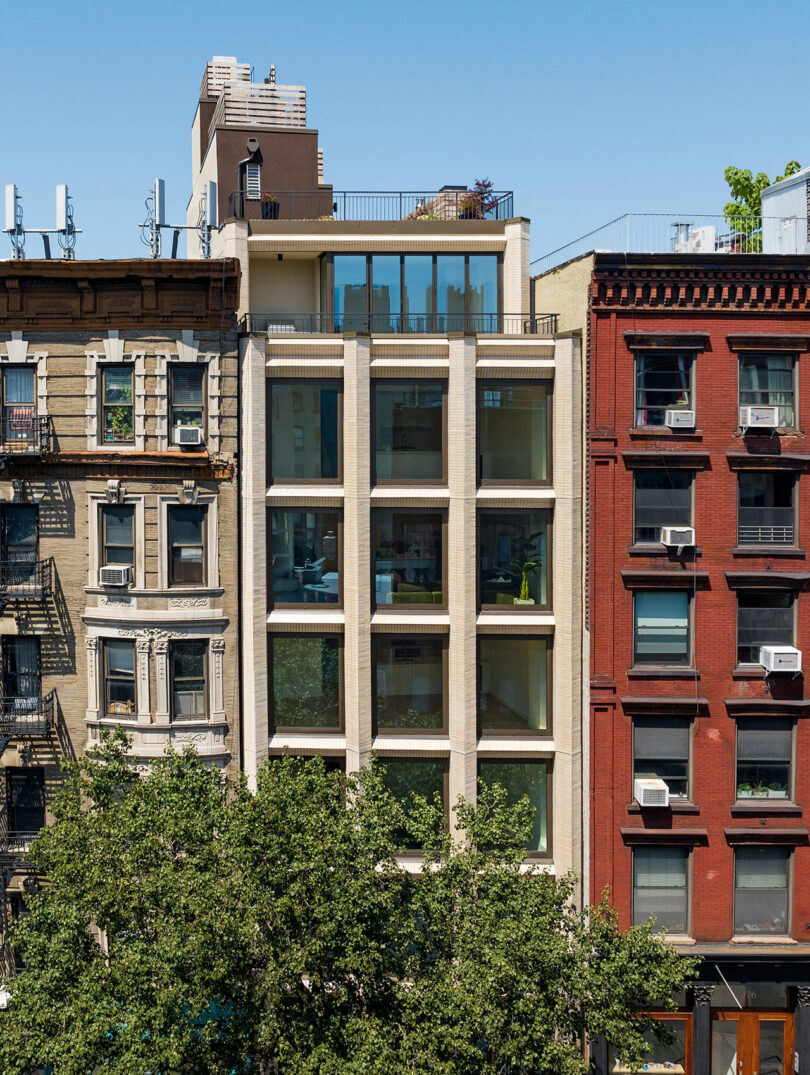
(0, 733, 695, 1074)
(723, 160, 801, 221)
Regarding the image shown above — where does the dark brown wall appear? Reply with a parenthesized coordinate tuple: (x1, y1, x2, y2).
(213, 127, 325, 220)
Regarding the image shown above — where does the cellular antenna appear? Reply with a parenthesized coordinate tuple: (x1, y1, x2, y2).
(139, 178, 217, 259)
(2, 183, 81, 259)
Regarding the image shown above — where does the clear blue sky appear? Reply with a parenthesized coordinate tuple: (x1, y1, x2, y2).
(2, 0, 807, 263)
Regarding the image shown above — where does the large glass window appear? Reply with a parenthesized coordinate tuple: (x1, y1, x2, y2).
(478, 760, 549, 854)
(478, 511, 549, 608)
(737, 592, 793, 665)
(736, 718, 792, 801)
(103, 639, 136, 719)
(478, 383, 549, 483)
(370, 255, 401, 332)
(738, 471, 795, 546)
(1, 368, 35, 446)
(632, 846, 689, 933)
(5, 768, 44, 835)
(171, 641, 207, 721)
(633, 591, 690, 666)
(168, 506, 205, 587)
(269, 510, 340, 606)
(101, 506, 134, 567)
(734, 847, 790, 935)
(101, 365, 134, 443)
(436, 255, 466, 332)
(374, 382, 444, 482)
(269, 382, 340, 482)
(739, 352, 796, 428)
(467, 255, 499, 332)
(633, 470, 693, 544)
(373, 510, 443, 607)
(2, 638, 40, 708)
(334, 255, 368, 332)
(402, 256, 433, 332)
(270, 635, 341, 730)
(170, 366, 204, 429)
(633, 717, 690, 799)
(380, 758, 447, 849)
(635, 353, 692, 427)
(478, 637, 548, 733)
(610, 1020, 688, 1074)
(373, 637, 445, 732)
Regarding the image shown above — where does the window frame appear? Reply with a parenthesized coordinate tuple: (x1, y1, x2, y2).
(632, 468, 695, 546)
(371, 634, 448, 736)
(735, 589, 796, 668)
(476, 380, 553, 488)
(733, 845, 792, 938)
(167, 505, 207, 589)
(267, 379, 343, 485)
(371, 378, 448, 487)
(378, 755, 450, 851)
(169, 364, 206, 432)
(268, 509, 343, 610)
(2, 636, 41, 704)
(476, 634, 553, 737)
(268, 633, 344, 734)
(632, 589, 692, 668)
(100, 504, 135, 571)
(100, 364, 135, 445)
(5, 766, 45, 835)
(371, 508, 447, 612)
(737, 350, 798, 431)
(735, 717, 795, 803)
(631, 845, 691, 936)
(0, 365, 37, 444)
(634, 351, 695, 429)
(169, 639, 208, 723)
(632, 716, 693, 802)
(1, 505, 38, 562)
(736, 469, 798, 549)
(477, 509, 552, 613)
(102, 638, 136, 721)
(477, 757, 553, 860)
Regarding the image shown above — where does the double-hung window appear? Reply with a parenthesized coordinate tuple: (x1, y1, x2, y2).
(170, 366, 205, 430)
(739, 352, 796, 428)
(1, 368, 35, 447)
(2, 506, 38, 587)
(734, 847, 790, 935)
(2, 637, 40, 711)
(103, 640, 135, 718)
(635, 353, 693, 427)
(6, 768, 45, 836)
(633, 717, 690, 799)
(632, 846, 689, 933)
(737, 471, 795, 547)
(736, 718, 792, 801)
(633, 470, 693, 544)
(101, 366, 134, 443)
(168, 506, 205, 586)
(736, 592, 794, 666)
(101, 506, 134, 568)
(633, 591, 690, 666)
(170, 641, 207, 721)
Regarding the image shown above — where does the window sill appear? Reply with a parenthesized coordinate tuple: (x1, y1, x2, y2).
(731, 802, 802, 815)
(662, 934, 695, 946)
(628, 429, 703, 439)
(627, 544, 702, 557)
(731, 666, 767, 679)
(627, 801, 699, 814)
(627, 667, 699, 679)
(729, 935, 797, 945)
(732, 546, 806, 558)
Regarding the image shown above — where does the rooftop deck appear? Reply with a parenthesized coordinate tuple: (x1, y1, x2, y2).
(229, 189, 515, 223)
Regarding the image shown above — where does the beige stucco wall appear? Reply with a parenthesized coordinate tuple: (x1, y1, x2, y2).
(533, 254, 593, 336)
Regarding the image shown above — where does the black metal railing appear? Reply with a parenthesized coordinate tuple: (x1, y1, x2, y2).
(738, 508, 795, 546)
(228, 189, 515, 223)
(0, 558, 53, 600)
(239, 312, 558, 336)
(0, 691, 55, 736)
(0, 416, 51, 456)
(0, 831, 40, 858)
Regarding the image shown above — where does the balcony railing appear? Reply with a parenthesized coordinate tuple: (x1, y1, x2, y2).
(738, 508, 795, 546)
(0, 691, 55, 737)
(228, 189, 515, 222)
(0, 558, 53, 601)
(239, 312, 558, 336)
(0, 416, 51, 456)
(0, 831, 39, 858)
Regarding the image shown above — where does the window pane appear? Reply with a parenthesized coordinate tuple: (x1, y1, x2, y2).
(479, 637, 548, 732)
(370, 256, 401, 331)
(634, 717, 689, 799)
(381, 758, 446, 848)
(103, 367, 133, 405)
(467, 256, 498, 331)
(172, 366, 204, 426)
(374, 383, 443, 481)
(374, 510, 443, 606)
(103, 507, 133, 546)
(634, 591, 689, 665)
(479, 384, 548, 482)
(402, 256, 433, 332)
(6, 769, 44, 833)
(3, 638, 40, 702)
(269, 510, 340, 605)
(736, 847, 789, 888)
(735, 848, 789, 934)
(478, 760, 548, 852)
(270, 383, 340, 481)
(737, 592, 793, 664)
(4, 507, 36, 551)
(171, 507, 204, 545)
(436, 255, 465, 332)
(633, 847, 688, 933)
(172, 641, 206, 720)
(334, 255, 367, 332)
(271, 636, 340, 729)
(635, 354, 692, 426)
(3, 369, 34, 405)
(737, 714, 791, 800)
(374, 637, 444, 730)
(738, 471, 795, 546)
(479, 512, 548, 607)
(634, 470, 693, 543)
(739, 353, 795, 426)
(611, 1022, 687, 1073)
(105, 640, 134, 676)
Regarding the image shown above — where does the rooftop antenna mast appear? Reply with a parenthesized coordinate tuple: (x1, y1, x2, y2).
(139, 178, 217, 259)
(3, 184, 81, 259)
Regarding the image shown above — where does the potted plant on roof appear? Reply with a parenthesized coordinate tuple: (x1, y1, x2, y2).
(261, 193, 279, 220)
(457, 192, 483, 220)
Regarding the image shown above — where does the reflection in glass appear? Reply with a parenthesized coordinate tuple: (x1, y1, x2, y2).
(374, 510, 443, 606)
(374, 383, 443, 481)
(759, 1021, 786, 1075)
(436, 255, 465, 332)
(633, 591, 689, 665)
(102, 366, 134, 443)
(171, 641, 206, 720)
(102, 506, 134, 567)
(270, 383, 339, 481)
(403, 256, 433, 332)
(710, 1020, 737, 1075)
(381, 758, 446, 849)
(334, 255, 368, 331)
(478, 637, 547, 732)
(611, 1021, 687, 1074)
(479, 384, 548, 482)
(270, 636, 340, 729)
(374, 637, 444, 730)
(371, 256, 401, 332)
(468, 255, 498, 332)
(478, 512, 548, 606)
(478, 760, 548, 852)
(632, 846, 688, 933)
(104, 639, 136, 718)
(171, 366, 204, 428)
(169, 507, 205, 586)
(270, 510, 340, 604)
(734, 847, 789, 935)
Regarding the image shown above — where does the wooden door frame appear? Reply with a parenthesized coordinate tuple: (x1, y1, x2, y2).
(711, 1010, 794, 1074)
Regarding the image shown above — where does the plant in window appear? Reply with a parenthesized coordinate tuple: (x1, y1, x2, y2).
(509, 531, 545, 605)
(108, 408, 133, 441)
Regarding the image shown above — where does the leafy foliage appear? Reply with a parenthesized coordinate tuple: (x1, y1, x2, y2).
(723, 160, 801, 220)
(0, 734, 695, 1073)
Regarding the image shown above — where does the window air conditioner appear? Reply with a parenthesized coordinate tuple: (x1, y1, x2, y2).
(634, 778, 670, 808)
(660, 526, 696, 547)
(173, 426, 203, 447)
(759, 645, 802, 674)
(740, 405, 779, 430)
(665, 409, 695, 429)
(99, 565, 133, 587)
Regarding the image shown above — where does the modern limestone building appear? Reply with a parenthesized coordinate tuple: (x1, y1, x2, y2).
(0, 258, 241, 973)
(189, 56, 585, 880)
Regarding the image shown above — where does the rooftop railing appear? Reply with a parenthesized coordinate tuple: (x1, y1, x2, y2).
(228, 189, 515, 223)
(239, 312, 558, 336)
(531, 213, 802, 276)
(0, 691, 55, 737)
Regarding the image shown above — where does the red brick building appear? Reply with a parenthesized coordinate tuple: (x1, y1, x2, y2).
(536, 252, 810, 1075)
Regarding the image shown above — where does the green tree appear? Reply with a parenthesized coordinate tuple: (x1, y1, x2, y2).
(723, 160, 801, 221)
(0, 735, 695, 1074)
